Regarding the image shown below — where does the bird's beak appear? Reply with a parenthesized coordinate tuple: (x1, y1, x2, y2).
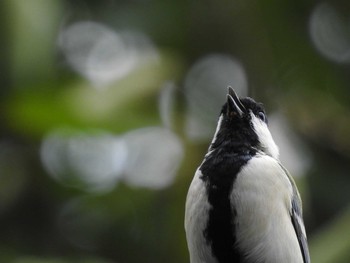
(226, 87, 245, 117)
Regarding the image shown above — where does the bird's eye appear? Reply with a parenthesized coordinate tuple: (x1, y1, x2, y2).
(258, 111, 267, 123)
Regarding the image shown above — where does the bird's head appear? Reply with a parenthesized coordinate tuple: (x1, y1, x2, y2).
(209, 87, 279, 159)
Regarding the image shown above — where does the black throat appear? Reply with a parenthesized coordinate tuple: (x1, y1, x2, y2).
(200, 144, 256, 263)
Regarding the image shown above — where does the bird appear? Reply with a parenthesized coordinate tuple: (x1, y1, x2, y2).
(184, 87, 310, 263)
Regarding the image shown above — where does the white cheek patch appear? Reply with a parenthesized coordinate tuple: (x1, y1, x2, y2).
(209, 114, 224, 149)
(250, 112, 279, 159)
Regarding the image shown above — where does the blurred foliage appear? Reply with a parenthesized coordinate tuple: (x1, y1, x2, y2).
(0, 0, 350, 263)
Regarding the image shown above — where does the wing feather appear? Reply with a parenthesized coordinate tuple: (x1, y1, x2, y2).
(291, 197, 310, 263)
(280, 164, 310, 263)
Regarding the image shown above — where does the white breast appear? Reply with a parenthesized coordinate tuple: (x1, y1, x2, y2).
(185, 169, 218, 263)
(231, 154, 303, 263)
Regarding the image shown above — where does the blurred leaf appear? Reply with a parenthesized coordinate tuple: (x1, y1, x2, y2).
(4, 0, 63, 85)
(4, 51, 184, 138)
(310, 205, 350, 263)
(12, 256, 114, 263)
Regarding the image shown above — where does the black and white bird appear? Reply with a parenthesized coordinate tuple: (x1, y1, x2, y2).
(185, 87, 310, 263)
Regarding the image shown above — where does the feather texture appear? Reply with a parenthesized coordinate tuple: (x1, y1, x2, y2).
(185, 90, 310, 263)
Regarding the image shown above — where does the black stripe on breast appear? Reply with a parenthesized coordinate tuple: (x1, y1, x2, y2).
(200, 150, 253, 263)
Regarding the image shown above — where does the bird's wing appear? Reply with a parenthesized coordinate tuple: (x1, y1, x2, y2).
(280, 164, 310, 263)
(291, 196, 310, 263)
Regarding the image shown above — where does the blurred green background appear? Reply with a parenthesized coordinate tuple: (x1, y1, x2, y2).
(1, 0, 350, 262)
